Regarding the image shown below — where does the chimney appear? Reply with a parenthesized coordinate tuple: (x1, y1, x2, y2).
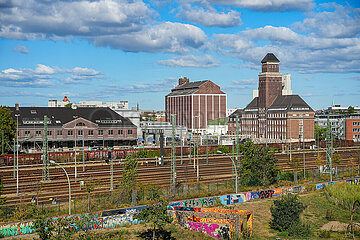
(179, 77, 189, 86)
(15, 103, 19, 111)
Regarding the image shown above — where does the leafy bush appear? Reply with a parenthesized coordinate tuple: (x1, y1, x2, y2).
(239, 140, 280, 186)
(287, 221, 311, 237)
(318, 230, 331, 238)
(270, 194, 306, 232)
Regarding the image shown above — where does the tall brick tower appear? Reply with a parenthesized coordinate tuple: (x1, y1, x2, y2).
(258, 53, 282, 109)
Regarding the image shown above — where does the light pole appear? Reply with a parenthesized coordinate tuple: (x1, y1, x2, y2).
(218, 150, 238, 193)
(50, 160, 71, 215)
(74, 119, 77, 183)
(15, 112, 19, 196)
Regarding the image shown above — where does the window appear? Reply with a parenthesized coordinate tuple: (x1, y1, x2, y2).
(299, 119, 303, 125)
(36, 131, 41, 137)
(88, 130, 93, 135)
(353, 122, 357, 126)
(47, 131, 52, 136)
(76, 122, 85, 126)
(108, 130, 113, 135)
(118, 130, 123, 135)
(78, 130, 83, 135)
(98, 130, 103, 136)
(24, 131, 30, 137)
(57, 130, 62, 135)
(299, 126, 303, 133)
(68, 130, 73, 136)
(128, 129, 133, 134)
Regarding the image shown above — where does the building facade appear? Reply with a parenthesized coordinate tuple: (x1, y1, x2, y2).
(165, 77, 227, 131)
(228, 53, 315, 143)
(10, 105, 137, 151)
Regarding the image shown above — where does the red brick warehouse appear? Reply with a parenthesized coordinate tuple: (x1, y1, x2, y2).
(165, 77, 227, 131)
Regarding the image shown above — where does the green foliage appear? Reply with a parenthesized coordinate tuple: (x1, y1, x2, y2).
(286, 221, 311, 237)
(270, 194, 306, 232)
(348, 106, 355, 114)
(214, 145, 229, 154)
(0, 177, 5, 205)
(325, 209, 335, 221)
(332, 153, 341, 165)
(0, 106, 15, 154)
(315, 125, 326, 141)
(34, 214, 55, 240)
(239, 140, 280, 186)
(52, 217, 74, 240)
(120, 155, 138, 203)
(64, 103, 72, 108)
(136, 187, 172, 239)
(324, 183, 360, 210)
(318, 230, 331, 238)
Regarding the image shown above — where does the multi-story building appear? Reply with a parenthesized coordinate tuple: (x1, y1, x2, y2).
(165, 77, 227, 132)
(315, 112, 360, 142)
(10, 104, 137, 151)
(230, 53, 315, 143)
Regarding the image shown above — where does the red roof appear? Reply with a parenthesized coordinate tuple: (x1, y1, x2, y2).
(62, 96, 69, 102)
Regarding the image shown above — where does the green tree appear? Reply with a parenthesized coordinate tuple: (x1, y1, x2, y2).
(64, 103, 72, 108)
(0, 106, 15, 154)
(33, 214, 55, 240)
(270, 194, 306, 232)
(238, 140, 280, 186)
(348, 106, 355, 114)
(83, 180, 99, 212)
(119, 156, 138, 204)
(315, 125, 326, 141)
(136, 187, 172, 240)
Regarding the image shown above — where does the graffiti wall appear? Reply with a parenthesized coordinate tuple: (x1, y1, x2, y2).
(2, 177, 359, 237)
(185, 218, 234, 239)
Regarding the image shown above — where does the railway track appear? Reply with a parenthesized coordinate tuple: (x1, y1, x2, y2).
(1, 147, 359, 206)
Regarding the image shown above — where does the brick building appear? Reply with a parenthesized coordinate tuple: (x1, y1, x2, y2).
(10, 105, 137, 151)
(165, 77, 227, 131)
(228, 53, 315, 143)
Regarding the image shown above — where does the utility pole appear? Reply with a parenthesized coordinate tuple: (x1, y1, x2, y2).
(109, 150, 113, 191)
(325, 115, 333, 181)
(42, 115, 49, 181)
(206, 134, 208, 165)
(74, 119, 77, 183)
(82, 129, 85, 172)
(180, 127, 183, 165)
(13, 139, 16, 179)
(170, 114, 176, 196)
(236, 115, 240, 170)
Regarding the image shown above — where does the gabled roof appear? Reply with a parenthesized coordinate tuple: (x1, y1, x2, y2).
(167, 80, 209, 96)
(261, 53, 280, 63)
(229, 109, 243, 118)
(268, 95, 313, 112)
(244, 97, 258, 110)
(9, 107, 136, 127)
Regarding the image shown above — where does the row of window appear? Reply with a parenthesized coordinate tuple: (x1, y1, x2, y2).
(24, 129, 133, 137)
(353, 122, 360, 126)
(353, 128, 360, 132)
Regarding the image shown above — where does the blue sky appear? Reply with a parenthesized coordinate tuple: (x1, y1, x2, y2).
(0, 0, 359, 111)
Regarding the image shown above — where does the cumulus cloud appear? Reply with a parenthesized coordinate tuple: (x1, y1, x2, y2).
(188, 0, 314, 12)
(177, 5, 242, 27)
(0, 64, 104, 87)
(0, 0, 207, 53)
(13, 45, 29, 54)
(104, 77, 178, 94)
(293, 4, 360, 38)
(93, 22, 206, 53)
(158, 54, 220, 68)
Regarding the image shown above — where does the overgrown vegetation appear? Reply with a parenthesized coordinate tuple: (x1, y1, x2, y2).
(324, 183, 360, 211)
(0, 106, 15, 154)
(238, 140, 280, 186)
(270, 194, 309, 237)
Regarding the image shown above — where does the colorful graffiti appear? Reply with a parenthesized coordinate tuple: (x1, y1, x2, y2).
(2, 177, 359, 237)
(185, 218, 235, 239)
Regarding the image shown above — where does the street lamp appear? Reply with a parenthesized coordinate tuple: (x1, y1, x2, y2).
(218, 150, 238, 193)
(15, 112, 19, 196)
(50, 160, 71, 215)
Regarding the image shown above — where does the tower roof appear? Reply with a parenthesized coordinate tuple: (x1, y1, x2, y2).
(261, 53, 280, 63)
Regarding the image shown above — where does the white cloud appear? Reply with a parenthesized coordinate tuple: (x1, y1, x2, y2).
(0, 64, 104, 87)
(177, 5, 242, 27)
(93, 22, 207, 53)
(0, 0, 207, 53)
(13, 45, 29, 54)
(158, 54, 220, 68)
(188, 0, 314, 12)
(293, 4, 360, 38)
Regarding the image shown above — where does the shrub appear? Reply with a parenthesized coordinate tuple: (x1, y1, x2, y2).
(270, 194, 306, 232)
(318, 230, 331, 238)
(287, 221, 311, 237)
(324, 183, 360, 210)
